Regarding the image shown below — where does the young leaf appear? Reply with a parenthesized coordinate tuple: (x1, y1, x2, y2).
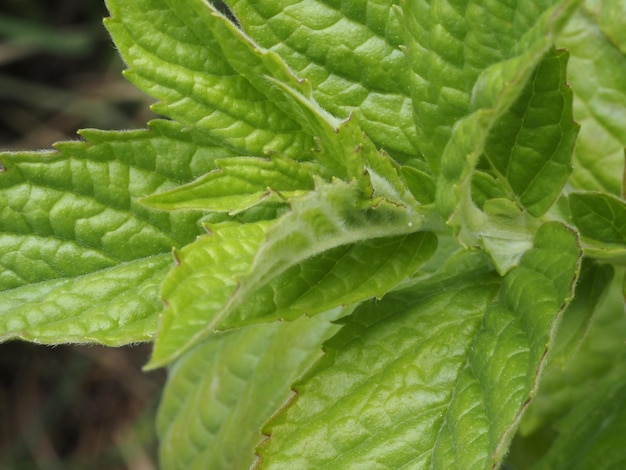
(568, 98, 625, 196)
(142, 155, 321, 213)
(0, 120, 217, 344)
(438, 39, 576, 220)
(158, 310, 341, 470)
(400, 165, 436, 204)
(201, 9, 413, 202)
(149, 178, 432, 367)
(110, 0, 413, 202)
(558, 3, 626, 147)
(225, 231, 437, 326)
(402, 0, 578, 174)
(244, 177, 426, 278)
(259, 222, 581, 469)
(199, 4, 364, 181)
(147, 220, 272, 368)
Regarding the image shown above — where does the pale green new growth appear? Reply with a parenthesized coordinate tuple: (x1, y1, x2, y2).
(1, 0, 625, 468)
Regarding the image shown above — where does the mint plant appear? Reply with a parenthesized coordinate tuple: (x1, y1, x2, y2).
(1, 0, 625, 468)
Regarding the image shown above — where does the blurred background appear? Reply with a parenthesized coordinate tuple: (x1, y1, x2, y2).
(1, 0, 164, 468)
(0, 0, 155, 150)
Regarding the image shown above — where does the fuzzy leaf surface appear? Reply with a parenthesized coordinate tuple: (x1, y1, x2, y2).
(226, 231, 437, 326)
(0, 120, 219, 344)
(259, 222, 581, 469)
(158, 311, 340, 470)
(221, 178, 429, 329)
(150, 178, 431, 367)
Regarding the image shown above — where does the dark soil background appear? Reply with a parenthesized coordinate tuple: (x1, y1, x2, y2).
(1, 1, 165, 468)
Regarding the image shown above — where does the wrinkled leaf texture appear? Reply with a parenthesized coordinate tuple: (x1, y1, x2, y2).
(1, 0, 625, 468)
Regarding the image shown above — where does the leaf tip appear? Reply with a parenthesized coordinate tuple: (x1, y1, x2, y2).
(142, 356, 165, 372)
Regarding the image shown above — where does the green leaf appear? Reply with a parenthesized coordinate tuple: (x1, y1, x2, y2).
(514, 262, 620, 439)
(559, 4, 626, 147)
(400, 165, 436, 204)
(258, 274, 501, 469)
(226, 231, 437, 326)
(529, 370, 626, 470)
(149, 178, 432, 368)
(108, 0, 413, 202)
(422, 223, 581, 468)
(598, 0, 626, 56)
(104, 0, 316, 160)
(203, 10, 415, 202)
(437, 43, 576, 221)
(402, 0, 579, 175)
(258, 222, 581, 469)
(6, 0, 626, 467)
(0, 120, 216, 344)
(558, 3, 626, 195)
(226, 0, 419, 161)
(569, 192, 626, 262)
(471, 170, 510, 209)
(199, 5, 364, 181)
(569, 192, 626, 244)
(483, 49, 577, 217)
(403, 0, 580, 273)
(475, 198, 544, 274)
(141, 155, 320, 213)
(568, 98, 625, 195)
(158, 310, 340, 470)
(147, 221, 272, 368)
(0, 256, 172, 345)
(222, 178, 431, 326)
(543, 261, 615, 368)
